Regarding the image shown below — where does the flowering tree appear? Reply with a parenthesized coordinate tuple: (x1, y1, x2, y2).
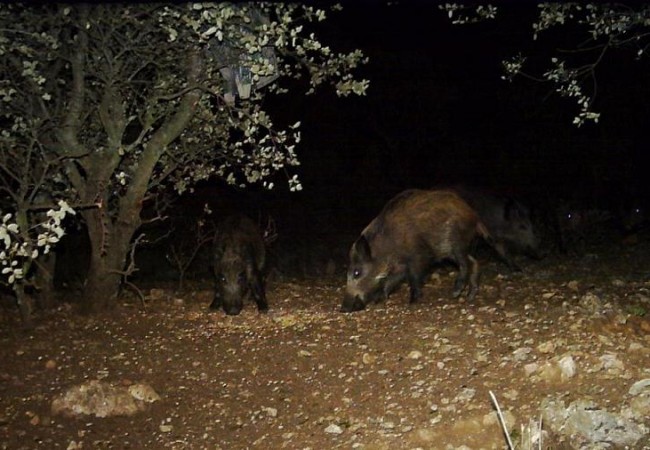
(0, 3, 368, 313)
(0, 202, 75, 322)
(441, 3, 650, 126)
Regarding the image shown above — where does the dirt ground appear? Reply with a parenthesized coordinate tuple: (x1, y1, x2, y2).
(1, 239, 650, 450)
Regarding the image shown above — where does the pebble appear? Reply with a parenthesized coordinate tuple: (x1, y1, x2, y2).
(324, 424, 344, 434)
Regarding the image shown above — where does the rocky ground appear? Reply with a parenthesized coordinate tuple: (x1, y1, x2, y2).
(1, 240, 650, 450)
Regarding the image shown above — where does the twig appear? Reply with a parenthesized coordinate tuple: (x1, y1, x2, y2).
(489, 390, 515, 450)
(109, 233, 146, 310)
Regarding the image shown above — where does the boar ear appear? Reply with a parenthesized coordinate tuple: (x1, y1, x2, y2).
(375, 261, 391, 280)
(352, 235, 372, 261)
(376, 259, 401, 279)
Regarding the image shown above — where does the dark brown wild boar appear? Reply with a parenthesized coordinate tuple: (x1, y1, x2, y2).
(452, 186, 540, 271)
(209, 214, 268, 316)
(341, 189, 490, 312)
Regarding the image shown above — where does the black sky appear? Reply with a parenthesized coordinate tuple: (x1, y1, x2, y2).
(202, 2, 650, 240)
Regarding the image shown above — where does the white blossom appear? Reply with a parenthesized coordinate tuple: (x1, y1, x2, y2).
(0, 202, 74, 287)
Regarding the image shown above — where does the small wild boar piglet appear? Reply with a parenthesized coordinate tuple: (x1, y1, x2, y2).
(341, 189, 490, 313)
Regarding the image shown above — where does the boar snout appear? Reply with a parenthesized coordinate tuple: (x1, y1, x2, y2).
(224, 303, 243, 316)
(340, 294, 366, 313)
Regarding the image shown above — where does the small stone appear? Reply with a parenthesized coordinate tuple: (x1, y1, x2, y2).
(558, 355, 576, 379)
(128, 383, 161, 403)
(628, 342, 644, 352)
(537, 341, 556, 354)
(539, 363, 562, 383)
(599, 353, 624, 371)
(45, 359, 57, 370)
(567, 280, 579, 292)
(414, 428, 436, 443)
(408, 350, 423, 360)
(159, 424, 173, 432)
(513, 347, 532, 361)
(524, 363, 539, 376)
(263, 407, 278, 418)
(454, 388, 476, 403)
(324, 424, 343, 434)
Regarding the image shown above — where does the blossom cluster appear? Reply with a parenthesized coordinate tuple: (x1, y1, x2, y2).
(439, 3, 497, 25)
(0, 201, 75, 286)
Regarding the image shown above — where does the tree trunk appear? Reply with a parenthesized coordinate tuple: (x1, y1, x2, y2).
(33, 252, 57, 310)
(81, 208, 139, 313)
(14, 286, 33, 327)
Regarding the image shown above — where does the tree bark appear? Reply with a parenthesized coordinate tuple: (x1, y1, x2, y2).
(81, 208, 139, 313)
(33, 252, 57, 310)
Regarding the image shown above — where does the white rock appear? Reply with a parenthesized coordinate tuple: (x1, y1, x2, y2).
(629, 379, 650, 396)
(628, 342, 644, 352)
(630, 394, 650, 417)
(128, 383, 161, 403)
(537, 341, 556, 354)
(599, 353, 624, 371)
(324, 424, 344, 434)
(263, 406, 278, 418)
(524, 363, 539, 376)
(513, 347, 532, 361)
(558, 355, 576, 379)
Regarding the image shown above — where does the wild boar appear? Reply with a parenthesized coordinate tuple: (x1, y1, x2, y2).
(555, 203, 614, 254)
(209, 214, 268, 316)
(452, 186, 540, 271)
(341, 189, 490, 312)
(621, 205, 647, 234)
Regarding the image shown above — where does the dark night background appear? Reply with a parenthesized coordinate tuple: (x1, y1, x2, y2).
(131, 2, 650, 281)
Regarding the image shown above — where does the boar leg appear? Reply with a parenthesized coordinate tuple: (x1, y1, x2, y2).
(493, 241, 521, 272)
(466, 255, 480, 301)
(406, 259, 428, 303)
(451, 252, 469, 298)
(382, 271, 405, 302)
(250, 270, 269, 313)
